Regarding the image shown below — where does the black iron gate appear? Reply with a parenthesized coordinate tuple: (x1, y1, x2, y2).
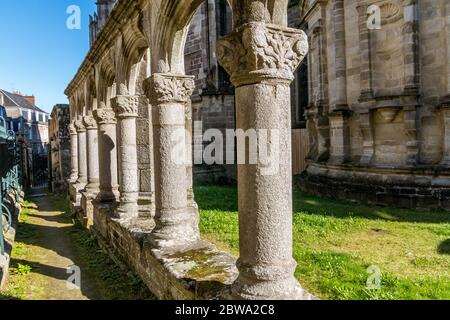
(31, 152, 48, 188)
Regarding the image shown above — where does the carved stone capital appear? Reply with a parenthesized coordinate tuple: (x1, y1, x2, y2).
(69, 121, 77, 135)
(74, 120, 86, 133)
(83, 115, 98, 130)
(93, 108, 117, 125)
(217, 22, 308, 87)
(111, 95, 139, 118)
(144, 73, 195, 104)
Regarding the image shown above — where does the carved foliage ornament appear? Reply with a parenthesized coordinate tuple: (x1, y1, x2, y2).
(93, 108, 117, 125)
(83, 115, 98, 129)
(112, 95, 139, 118)
(145, 74, 195, 104)
(217, 22, 309, 87)
(69, 122, 77, 135)
(74, 120, 86, 132)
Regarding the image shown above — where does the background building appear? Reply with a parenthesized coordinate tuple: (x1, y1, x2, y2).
(0, 89, 49, 188)
(298, 0, 450, 209)
(48, 104, 71, 193)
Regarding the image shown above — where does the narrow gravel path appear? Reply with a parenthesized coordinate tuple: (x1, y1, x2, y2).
(0, 190, 153, 301)
(3, 193, 99, 299)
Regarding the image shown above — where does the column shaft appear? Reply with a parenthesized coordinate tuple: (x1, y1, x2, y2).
(83, 115, 99, 193)
(69, 122, 78, 183)
(332, 0, 348, 110)
(93, 108, 119, 203)
(144, 73, 199, 248)
(75, 120, 87, 188)
(217, 21, 309, 299)
(112, 95, 139, 218)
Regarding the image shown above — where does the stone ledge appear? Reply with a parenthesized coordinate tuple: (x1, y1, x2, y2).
(299, 163, 450, 210)
(92, 205, 239, 299)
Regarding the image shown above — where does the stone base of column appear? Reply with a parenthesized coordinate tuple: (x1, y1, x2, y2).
(95, 188, 119, 204)
(69, 182, 83, 207)
(231, 260, 317, 300)
(149, 208, 200, 249)
(81, 190, 98, 228)
(116, 202, 139, 220)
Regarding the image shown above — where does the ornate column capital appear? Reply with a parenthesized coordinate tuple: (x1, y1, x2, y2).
(74, 120, 86, 133)
(69, 121, 78, 135)
(93, 108, 117, 125)
(83, 115, 98, 130)
(144, 73, 195, 104)
(217, 22, 308, 87)
(111, 95, 139, 118)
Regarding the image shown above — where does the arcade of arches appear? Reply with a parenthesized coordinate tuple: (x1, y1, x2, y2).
(66, 0, 312, 300)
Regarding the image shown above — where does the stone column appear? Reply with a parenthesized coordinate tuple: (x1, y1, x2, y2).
(328, 0, 351, 165)
(144, 73, 199, 248)
(332, 0, 348, 110)
(74, 119, 87, 189)
(446, 1, 450, 102)
(403, 0, 420, 95)
(83, 115, 100, 194)
(69, 121, 78, 183)
(112, 94, 139, 219)
(93, 107, 119, 203)
(356, 3, 374, 101)
(217, 22, 309, 299)
(185, 101, 198, 214)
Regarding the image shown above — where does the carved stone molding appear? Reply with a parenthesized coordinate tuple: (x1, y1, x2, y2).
(217, 22, 309, 87)
(69, 121, 78, 135)
(83, 115, 98, 130)
(144, 73, 195, 104)
(93, 108, 117, 125)
(112, 95, 139, 118)
(74, 120, 86, 133)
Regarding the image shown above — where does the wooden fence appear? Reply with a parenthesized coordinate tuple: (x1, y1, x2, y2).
(292, 129, 310, 175)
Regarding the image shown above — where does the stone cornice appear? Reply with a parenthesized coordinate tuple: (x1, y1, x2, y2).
(144, 73, 195, 104)
(217, 22, 308, 87)
(112, 95, 139, 118)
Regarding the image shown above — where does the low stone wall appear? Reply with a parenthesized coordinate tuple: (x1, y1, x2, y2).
(298, 162, 450, 210)
(0, 193, 22, 290)
(89, 204, 238, 299)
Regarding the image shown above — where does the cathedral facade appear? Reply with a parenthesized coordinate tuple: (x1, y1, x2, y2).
(298, 0, 450, 209)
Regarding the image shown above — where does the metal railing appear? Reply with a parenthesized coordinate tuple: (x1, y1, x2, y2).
(0, 116, 22, 255)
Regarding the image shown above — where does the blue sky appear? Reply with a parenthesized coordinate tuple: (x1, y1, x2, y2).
(0, 0, 96, 113)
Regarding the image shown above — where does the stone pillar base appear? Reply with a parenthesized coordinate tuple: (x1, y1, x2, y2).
(69, 183, 83, 209)
(231, 277, 316, 300)
(116, 202, 139, 220)
(149, 208, 200, 249)
(81, 190, 98, 228)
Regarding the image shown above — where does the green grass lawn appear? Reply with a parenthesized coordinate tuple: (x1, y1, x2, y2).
(195, 184, 450, 300)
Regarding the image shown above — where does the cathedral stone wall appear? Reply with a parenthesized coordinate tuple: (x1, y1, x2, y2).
(299, 0, 450, 209)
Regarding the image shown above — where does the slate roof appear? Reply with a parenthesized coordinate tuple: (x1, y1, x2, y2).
(0, 89, 48, 114)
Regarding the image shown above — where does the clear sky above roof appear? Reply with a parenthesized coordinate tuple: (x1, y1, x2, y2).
(0, 0, 96, 113)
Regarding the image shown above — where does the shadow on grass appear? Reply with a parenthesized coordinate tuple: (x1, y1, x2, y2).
(438, 239, 450, 255)
(194, 183, 450, 224)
